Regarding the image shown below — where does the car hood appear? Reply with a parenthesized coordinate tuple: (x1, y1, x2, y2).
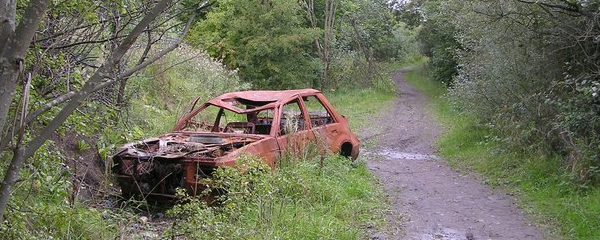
(113, 132, 265, 160)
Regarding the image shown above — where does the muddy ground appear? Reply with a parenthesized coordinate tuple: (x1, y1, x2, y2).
(361, 68, 546, 240)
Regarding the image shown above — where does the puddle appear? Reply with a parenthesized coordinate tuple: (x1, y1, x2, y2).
(368, 149, 439, 160)
(417, 227, 467, 240)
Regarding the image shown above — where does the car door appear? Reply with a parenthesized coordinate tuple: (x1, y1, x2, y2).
(275, 98, 315, 160)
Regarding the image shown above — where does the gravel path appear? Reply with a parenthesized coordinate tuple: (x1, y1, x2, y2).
(361, 68, 546, 240)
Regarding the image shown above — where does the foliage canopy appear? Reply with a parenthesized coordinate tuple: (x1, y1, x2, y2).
(189, 0, 321, 89)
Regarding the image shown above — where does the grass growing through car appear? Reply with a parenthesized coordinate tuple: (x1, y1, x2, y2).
(405, 66, 600, 239)
(165, 155, 384, 239)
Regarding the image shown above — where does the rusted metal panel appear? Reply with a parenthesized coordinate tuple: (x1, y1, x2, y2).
(112, 89, 359, 200)
(214, 89, 321, 103)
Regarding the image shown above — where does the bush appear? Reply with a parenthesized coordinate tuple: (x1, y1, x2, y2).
(417, 1, 460, 85)
(0, 142, 117, 239)
(424, 0, 600, 184)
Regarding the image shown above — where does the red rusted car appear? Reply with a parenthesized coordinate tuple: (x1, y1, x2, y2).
(112, 89, 359, 199)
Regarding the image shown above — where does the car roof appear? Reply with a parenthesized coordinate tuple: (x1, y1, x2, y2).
(215, 89, 321, 103)
(175, 89, 325, 130)
(204, 89, 321, 113)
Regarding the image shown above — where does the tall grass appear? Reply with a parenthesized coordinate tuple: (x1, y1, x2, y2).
(405, 66, 600, 239)
(165, 154, 385, 240)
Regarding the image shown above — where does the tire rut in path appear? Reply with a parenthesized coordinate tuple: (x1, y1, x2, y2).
(362, 68, 545, 240)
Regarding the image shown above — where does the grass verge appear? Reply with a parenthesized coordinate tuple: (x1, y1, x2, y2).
(323, 59, 423, 131)
(405, 66, 600, 240)
(324, 88, 395, 131)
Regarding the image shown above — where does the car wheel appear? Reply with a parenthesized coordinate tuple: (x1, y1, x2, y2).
(339, 142, 353, 159)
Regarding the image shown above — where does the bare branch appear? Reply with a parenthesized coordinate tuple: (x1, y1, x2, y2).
(514, 0, 581, 15)
(40, 35, 127, 50)
(119, 12, 196, 80)
(0, 8, 199, 153)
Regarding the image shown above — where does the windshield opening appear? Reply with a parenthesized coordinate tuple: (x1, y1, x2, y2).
(181, 104, 274, 135)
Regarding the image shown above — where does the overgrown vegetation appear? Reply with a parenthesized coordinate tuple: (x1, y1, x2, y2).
(165, 155, 383, 240)
(189, 0, 420, 90)
(406, 66, 600, 239)
(402, 0, 600, 185)
(124, 45, 249, 136)
(0, 0, 202, 225)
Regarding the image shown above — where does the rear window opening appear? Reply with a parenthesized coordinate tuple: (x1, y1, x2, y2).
(303, 95, 335, 127)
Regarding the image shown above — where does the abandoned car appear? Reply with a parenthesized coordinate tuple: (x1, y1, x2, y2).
(112, 89, 360, 199)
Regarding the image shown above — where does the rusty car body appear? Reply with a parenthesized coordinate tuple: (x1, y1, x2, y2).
(112, 89, 360, 199)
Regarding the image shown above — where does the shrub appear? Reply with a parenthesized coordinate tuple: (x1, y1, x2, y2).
(431, 0, 600, 184)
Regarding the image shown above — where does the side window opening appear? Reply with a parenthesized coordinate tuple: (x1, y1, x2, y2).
(252, 109, 274, 135)
(303, 95, 335, 127)
(279, 100, 306, 135)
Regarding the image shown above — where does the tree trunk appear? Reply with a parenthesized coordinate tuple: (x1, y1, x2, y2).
(0, 146, 24, 219)
(0, 0, 16, 50)
(349, 17, 374, 83)
(303, 0, 337, 90)
(0, 0, 50, 146)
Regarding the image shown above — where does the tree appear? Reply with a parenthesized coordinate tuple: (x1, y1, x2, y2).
(302, 0, 337, 89)
(0, 0, 49, 147)
(334, 0, 396, 83)
(0, 0, 203, 221)
(188, 0, 320, 89)
(416, 0, 459, 85)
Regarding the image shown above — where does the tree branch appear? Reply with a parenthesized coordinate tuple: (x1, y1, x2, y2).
(0, 0, 175, 223)
(514, 0, 580, 15)
(40, 35, 127, 50)
(119, 12, 196, 80)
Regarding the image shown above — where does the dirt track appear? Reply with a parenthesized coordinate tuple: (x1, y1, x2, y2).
(362, 68, 546, 240)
